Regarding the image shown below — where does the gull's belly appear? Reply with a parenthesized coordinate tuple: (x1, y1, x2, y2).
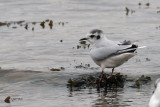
(149, 86, 160, 107)
(149, 95, 160, 107)
(93, 53, 135, 68)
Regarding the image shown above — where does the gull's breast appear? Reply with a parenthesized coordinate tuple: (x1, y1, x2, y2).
(149, 94, 160, 107)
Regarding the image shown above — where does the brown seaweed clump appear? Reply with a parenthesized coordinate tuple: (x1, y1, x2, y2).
(125, 7, 130, 16)
(50, 67, 65, 71)
(0, 22, 7, 26)
(25, 24, 28, 30)
(129, 75, 151, 88)
(125, 7, 135, 16)
(40, 21, 45, 29)
(138, 2, 142, 6)
(146, 3, 150, 7)
(67, 73, 126, 91)
(4, 96, 10, 103)
(49, 20, 53, 29)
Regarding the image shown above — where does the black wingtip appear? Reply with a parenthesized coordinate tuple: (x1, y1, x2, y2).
(132, 44, 138, 48)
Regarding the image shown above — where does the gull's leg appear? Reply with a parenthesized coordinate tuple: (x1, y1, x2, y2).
(110, 68, 114, 78)
(100, 68, 104, 81)
(93, 68, 104, 84)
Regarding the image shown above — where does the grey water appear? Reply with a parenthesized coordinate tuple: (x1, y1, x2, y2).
(0, 0, 160, 106)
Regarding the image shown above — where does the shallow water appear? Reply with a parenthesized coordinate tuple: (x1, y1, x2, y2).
(0, 0, 160, 106)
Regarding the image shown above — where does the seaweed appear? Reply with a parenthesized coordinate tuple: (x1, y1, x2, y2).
(4, 96, 10, 103)
(32, 27, 34, 31)
(138, 2, 142, 6)
(67, 73, 126, 91)
(50, 67, 65, 71)
(25, 24, 28, 30)
(50, 68, 61, 71)
(0, 22, 7, 26)
(129, 75, 151, 88)
(146, 3, 150, 7)
(40, 21, 45, 29)
(67, 73, 152, 91)
(0, 19, 68, 31)
(60, 40, 63, 42)
(49, 20, 53, 29)
(125, 7, 130, 16)
(125, 7, 135, 16)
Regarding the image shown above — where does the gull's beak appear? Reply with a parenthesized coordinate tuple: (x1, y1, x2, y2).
(79, 38, 88, 41)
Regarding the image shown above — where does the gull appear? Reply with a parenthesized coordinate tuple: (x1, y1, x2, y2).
(149, 78, 160, 107)
(79, 29, 143, 80)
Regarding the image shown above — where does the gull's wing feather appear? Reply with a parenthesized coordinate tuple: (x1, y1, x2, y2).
(116, 48, 137, 54)
(90, 46, 118, 61)
(90, 44, 136, 61)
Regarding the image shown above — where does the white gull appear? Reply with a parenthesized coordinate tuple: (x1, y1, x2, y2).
(80, 29, 145, 80)
(149, 78, 160, 107)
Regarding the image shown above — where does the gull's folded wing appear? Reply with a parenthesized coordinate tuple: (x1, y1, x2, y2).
(90, 44, 137, 61)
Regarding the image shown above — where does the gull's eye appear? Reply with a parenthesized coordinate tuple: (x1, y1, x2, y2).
(97, 35, 100, 39)
(90, 35, 95, 38)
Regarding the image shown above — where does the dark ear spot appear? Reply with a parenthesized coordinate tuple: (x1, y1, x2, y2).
(97, 35, 100, 39)
(90, 35, 95, 38)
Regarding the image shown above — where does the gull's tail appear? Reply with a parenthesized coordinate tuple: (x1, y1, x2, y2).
(117, 44, 146, 54)
(137, 46, 147, 49)
(132, 42, 147, 49)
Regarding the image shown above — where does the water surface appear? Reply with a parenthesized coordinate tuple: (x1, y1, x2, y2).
(0, 0, 160, 106)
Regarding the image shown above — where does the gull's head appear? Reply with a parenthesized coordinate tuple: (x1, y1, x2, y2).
(79, 29, 104, 44)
